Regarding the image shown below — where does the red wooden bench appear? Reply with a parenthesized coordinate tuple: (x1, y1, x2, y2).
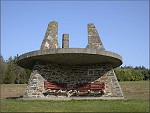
(44, 81, 105, 96)
(44, 81, 67, 90)
(76, 82, 105, 91)
(44, 81, 105, 91)
(75, 82, 105, 96)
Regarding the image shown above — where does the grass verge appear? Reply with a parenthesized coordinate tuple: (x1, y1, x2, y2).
(1, 99, 149, 112)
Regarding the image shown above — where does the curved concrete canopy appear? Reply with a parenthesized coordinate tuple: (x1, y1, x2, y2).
(17, 48, 123, 70)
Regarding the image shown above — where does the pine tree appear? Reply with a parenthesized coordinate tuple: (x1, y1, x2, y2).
(4, 57, 17, 84)
(0, 55, 6, 83)
(13, 55, 31, 84)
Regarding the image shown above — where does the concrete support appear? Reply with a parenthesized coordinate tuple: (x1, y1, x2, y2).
(62, 34, 69, 48)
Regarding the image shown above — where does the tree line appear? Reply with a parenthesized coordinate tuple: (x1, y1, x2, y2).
(114, 66, 150, 81)
(0, 55, 149, 84)
(0, 55, 31, 84)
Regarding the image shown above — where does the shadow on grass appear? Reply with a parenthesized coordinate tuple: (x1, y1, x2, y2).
(6, 96, 23, 99)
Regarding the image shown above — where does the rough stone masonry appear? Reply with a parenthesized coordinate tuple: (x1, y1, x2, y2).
(17, 21, 124, 100)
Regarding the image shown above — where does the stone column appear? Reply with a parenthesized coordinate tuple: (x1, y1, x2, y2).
(62, 34, 69, 48)
(87, 23, 105, 50)
(23, 70, 45, 98)
(40, 21, 59, 50)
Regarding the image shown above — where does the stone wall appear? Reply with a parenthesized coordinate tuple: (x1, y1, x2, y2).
(33, 63, 112, 89)
(23, 62, 124, 98)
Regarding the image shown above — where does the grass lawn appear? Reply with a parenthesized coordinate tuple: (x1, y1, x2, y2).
(0, 81, 149, 112)
(120, 81, 149, 99)
(1, 99, 149, 112)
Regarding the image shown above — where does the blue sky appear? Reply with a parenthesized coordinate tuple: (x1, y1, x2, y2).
(1, 0, 149, 68)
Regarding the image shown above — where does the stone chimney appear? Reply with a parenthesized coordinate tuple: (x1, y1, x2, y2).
(62, 34, 69, 48)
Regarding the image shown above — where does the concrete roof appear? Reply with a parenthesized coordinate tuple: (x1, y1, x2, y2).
(17, 48, 123, 70)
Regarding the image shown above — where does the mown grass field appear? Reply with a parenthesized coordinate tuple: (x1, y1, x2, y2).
(0, 81, 149, 112)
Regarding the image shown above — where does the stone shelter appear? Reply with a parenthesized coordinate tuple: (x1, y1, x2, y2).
(17, 21, 124, 99)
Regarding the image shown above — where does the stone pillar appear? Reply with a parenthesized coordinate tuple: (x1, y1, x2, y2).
(87, 23, 105, 50)
(23, 70, 45, 98)
(40, 21, 59, 50)
(62, 34, 69, 48)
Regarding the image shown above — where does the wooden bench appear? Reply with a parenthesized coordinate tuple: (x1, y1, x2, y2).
(76, 82, 105, 91)
(44, 81, 105, 91)
(75, 82, 105, 96)
(44, 81, 67, 90)
(44, 81, 105, 97)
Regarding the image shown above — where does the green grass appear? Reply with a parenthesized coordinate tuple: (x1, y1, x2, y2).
(1, 99, 149, 112)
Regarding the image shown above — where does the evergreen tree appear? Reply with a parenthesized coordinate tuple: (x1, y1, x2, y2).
(0, 55, 6, 83)
(4, 57, 16, 83)
(13, 55, 31, 84)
